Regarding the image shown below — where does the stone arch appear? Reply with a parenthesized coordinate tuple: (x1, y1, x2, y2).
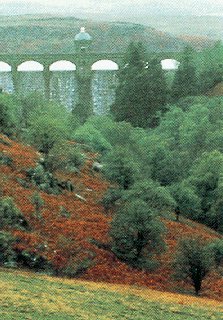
(0, 61, 12, 72)
(161, 59, 180, 70)
(91, 60, 119, 70)
(49, 60, 76, 71)
(17, 61, 44, 71)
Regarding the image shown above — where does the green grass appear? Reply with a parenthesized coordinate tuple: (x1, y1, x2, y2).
(0, 269, 222, 319)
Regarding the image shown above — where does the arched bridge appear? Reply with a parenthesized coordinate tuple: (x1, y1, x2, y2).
(0, 25, 183, 115)
(0, 51, 181, 98)
(0, 52, 126, 97)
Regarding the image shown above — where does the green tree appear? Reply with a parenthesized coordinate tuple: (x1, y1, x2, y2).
(189, 150, 223, 230)
(124, 180, 176, 214)
(0, 94, 20, 136)
(0, 197, 28, 229)
(111, 42, 167, 128)
(173, 237, 214, 295)
(31, 192, 44, 219)
(44, 141, 85, 173)
(0, 231, 16, 267)
(73, 123, 112, 154)
(18, 92, 47, 128)
(198, 41, 223, 93)
(25, 112, 69, 156)
(103, 147, 140, 190)
(207, 239, 223, 268)
(171, 46, 198, 101)
(169, 181, 202, 221)
(110, 199, 165, 269)
(23, 101, 71, 156)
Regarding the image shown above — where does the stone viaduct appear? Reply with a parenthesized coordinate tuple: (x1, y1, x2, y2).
(0, 27, 182, 109)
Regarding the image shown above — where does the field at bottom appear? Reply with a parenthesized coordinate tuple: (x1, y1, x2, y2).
(0, 268, 222, 320)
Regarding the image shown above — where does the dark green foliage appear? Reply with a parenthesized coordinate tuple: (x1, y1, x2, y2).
(173, 237, 214, 295)
(0, 136, 11, 146)
(149, 146, 183, 186)
(124, 180, 176, 214)
(169, 182, 202, 220)
(62, 256, 94, 278)
(15, 249, 51, 271)
(111, 42, 167, 128)
(199, 68, 223, 93)
(176, 96, 210, 112)
(86, 117, 150, 174)
(207, 239, 223, 268)
(0, 152, 13, 167)
(26, 116, 67, 155)
(73, 123, 112, 154)
(110, 200, 165, 269)
(0, 197, 28, 229)
(26, 165, 61, 194)
(31, 192, 44, 219)
(16, 177, 31, 189)
(44, 142, 85, 173)
(0, 94, 20, 136)
(140, 98, 223, 229)
(55, 236, 95, 278)
(171, 46, 198, 101)
(0, 231, 16, 267)
(23, 102, 70, 155)
(188, 151, 223, 231)
(103, 147, 140, 190)
(18, 92, 47, 128)
(101, 187, 123, 213)
(198, 41, 223, 94)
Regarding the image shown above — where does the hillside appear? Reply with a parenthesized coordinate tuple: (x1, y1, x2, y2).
(0, 15, 213, 54)
(0, 268, 222, 319)
(122, 15, 223, 41)
(0, 133, 223, 302)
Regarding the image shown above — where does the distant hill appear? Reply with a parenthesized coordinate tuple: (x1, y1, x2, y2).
(119, 15, 223, 41)
(0, 15, 214, 54)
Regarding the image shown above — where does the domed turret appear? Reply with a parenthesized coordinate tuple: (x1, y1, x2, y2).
(75, 27, 92, 41)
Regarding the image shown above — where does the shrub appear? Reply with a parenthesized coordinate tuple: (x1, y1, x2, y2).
(73, 123, 112, 154)
(0, 153, 13, 167)
(44, 142, 85, 173)
(54, 236, 95, 277)
(15, 249, 51, 271)
(25, 116, 67, 155)
(31, 192, 44, 219)
(124, 180, 176, 214)
(62, 256, 94, 278)
(103, 147, 140, 190)
(26, 165, 61, 194)
(173, 237, 214, 295)
(0, 94, 20, 136)
(110, 199, 165, 269)
(188, 150, 223, 230)
(207, 239, 223, 268)
(0, 197, 28, 229)
(169, 182, 202, 220)
(101, 187, 123, 213)
(0, 231, 16, 267)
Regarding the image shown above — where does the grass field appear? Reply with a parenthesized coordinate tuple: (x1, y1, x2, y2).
(0, 268, 222, 320)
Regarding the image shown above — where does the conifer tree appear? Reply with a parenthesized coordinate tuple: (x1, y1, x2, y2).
(111, 42, 167, 128)
(171, 46, 198, 101)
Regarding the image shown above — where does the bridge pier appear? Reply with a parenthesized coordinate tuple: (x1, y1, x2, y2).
(11, 64, 19, 93)
(74, 72, 93, 123)
(43, 65, 52, 100)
